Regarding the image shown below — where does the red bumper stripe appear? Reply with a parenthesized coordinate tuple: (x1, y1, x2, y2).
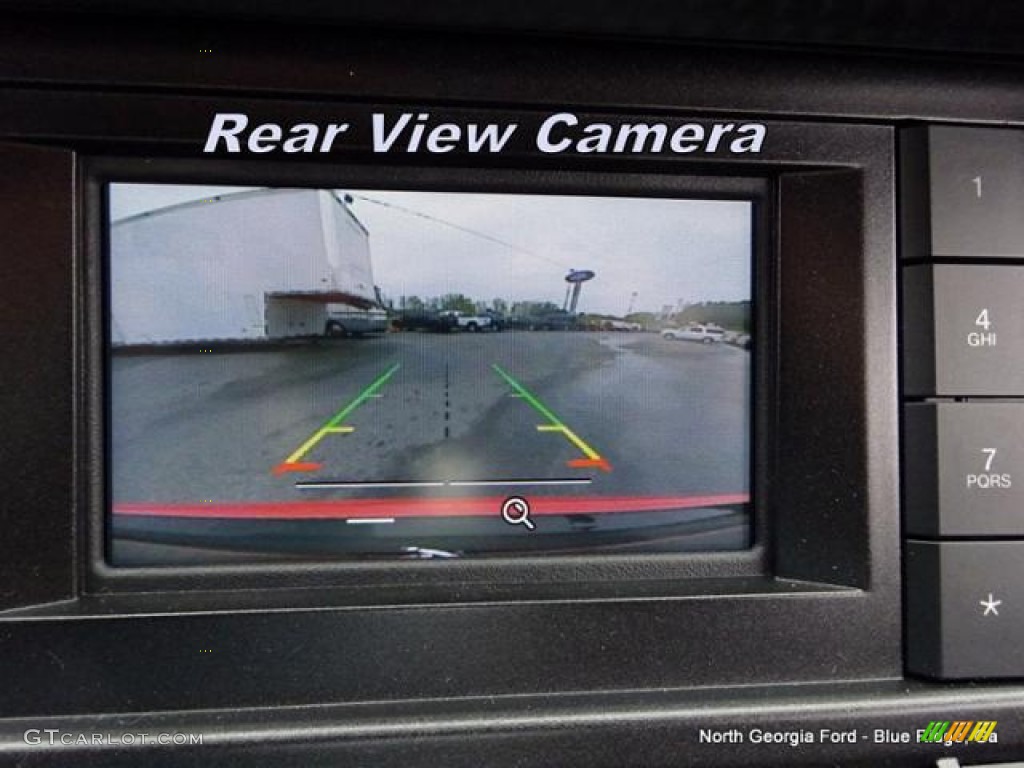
(113, 494, 750, 520)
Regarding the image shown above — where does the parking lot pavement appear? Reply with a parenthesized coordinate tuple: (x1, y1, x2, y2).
(112, 332, 750, 506)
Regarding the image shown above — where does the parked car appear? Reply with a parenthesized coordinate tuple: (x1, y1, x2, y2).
(393, 310, 457, 332)
(661, 324, 726, 344)
(601, 319, 643, 332)
(324, 307, 389, 337)
(438, 310, 494, 332)
(507, 310, 577, 331)
(483, 309, 506, 331)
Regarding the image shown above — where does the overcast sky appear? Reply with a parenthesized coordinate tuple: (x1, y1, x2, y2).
(110, 184, 751, 317)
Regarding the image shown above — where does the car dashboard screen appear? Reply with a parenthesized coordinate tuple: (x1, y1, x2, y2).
(107, 184, 753, 565)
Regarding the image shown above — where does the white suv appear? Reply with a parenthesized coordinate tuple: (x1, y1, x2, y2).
(661, 324, 726, 344)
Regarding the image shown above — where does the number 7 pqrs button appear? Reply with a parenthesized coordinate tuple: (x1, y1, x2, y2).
(903, 265, 1024, 397)
(905, 403, 1024, 537)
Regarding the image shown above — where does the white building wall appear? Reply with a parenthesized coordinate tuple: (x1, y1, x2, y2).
(110, 189, 375, 344)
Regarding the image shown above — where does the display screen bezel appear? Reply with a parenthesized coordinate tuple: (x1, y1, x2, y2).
(84, 158, 772, 592)
(0, 24, 904, 706)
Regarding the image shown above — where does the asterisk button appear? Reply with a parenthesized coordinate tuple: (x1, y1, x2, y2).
(979, 593, 1002, 617)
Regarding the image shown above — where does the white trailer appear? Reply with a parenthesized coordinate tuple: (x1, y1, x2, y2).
(110, 188, 377, 344)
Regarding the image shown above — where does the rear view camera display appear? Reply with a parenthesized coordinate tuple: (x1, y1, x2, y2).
(107, 184, 753, 564)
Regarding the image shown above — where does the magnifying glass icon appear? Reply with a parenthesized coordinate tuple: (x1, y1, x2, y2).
(501, 496, 535, 531)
